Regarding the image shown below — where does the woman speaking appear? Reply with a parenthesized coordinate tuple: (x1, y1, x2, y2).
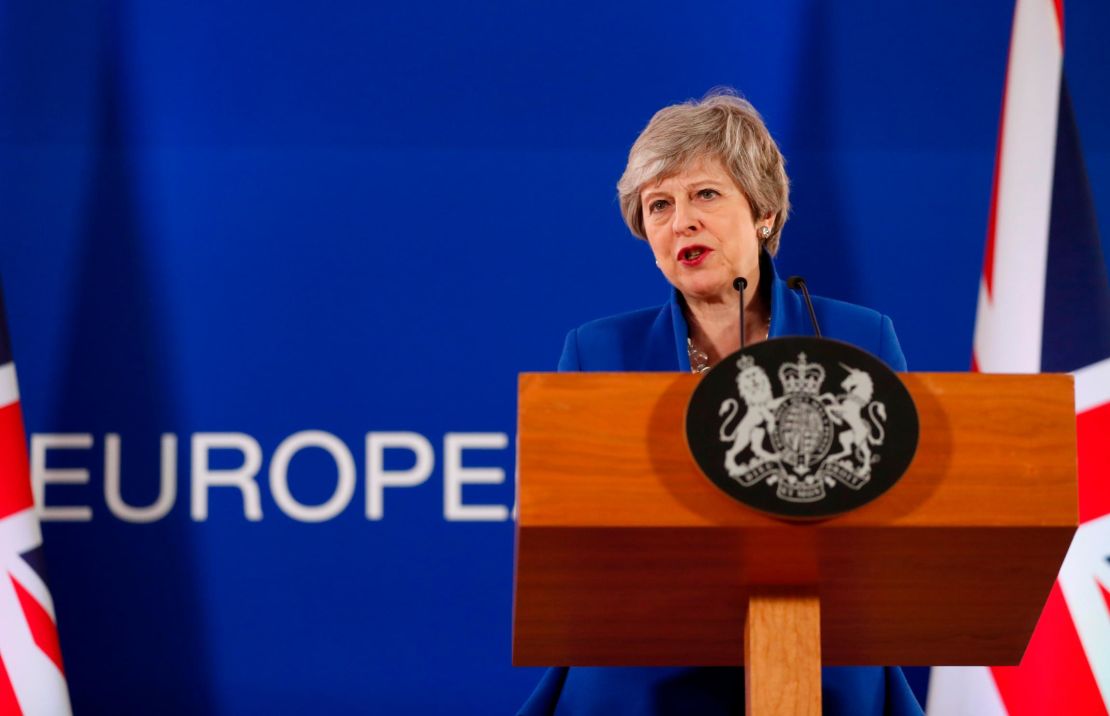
(518, 90, 922, 715)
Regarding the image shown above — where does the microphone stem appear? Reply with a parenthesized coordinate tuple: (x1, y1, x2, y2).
(798, 282, 821, 338)
(740, 285, 746, 349)
(787, 276, 823, 338)
(733, 277, 748, 349)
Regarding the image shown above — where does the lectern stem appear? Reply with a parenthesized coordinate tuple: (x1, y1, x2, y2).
(744, 588, 821, 716)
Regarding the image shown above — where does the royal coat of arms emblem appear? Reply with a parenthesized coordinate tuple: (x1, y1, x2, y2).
(686, 337, 918, 519)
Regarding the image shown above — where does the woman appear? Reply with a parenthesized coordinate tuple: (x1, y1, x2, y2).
(518, 91, 921, 715)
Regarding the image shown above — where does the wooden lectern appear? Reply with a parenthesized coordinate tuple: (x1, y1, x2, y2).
(513, 372, 1077, 715)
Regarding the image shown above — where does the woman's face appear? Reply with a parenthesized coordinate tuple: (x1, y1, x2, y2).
(640, 156, 769, 302)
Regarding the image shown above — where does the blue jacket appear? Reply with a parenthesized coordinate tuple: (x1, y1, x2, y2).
(519, 257, 921, 716)
(558, 256, 906, 373)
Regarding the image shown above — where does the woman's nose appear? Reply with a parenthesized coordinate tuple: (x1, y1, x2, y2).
(671, 199, 700, 234)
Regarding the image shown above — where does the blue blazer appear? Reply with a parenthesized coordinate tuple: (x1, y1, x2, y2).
(519, 257, 921, 716)
(558, 255, 907, 374)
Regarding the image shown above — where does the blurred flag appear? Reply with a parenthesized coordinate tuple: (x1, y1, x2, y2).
(0, 285, 73, 714)
(926, 0, 1110, 714)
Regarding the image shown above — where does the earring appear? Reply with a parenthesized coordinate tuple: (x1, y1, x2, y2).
(758, 226, 772, 240)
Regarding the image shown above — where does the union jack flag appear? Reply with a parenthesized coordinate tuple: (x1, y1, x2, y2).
(0, 285, 72, 714)
(927, 0, 1110, 713)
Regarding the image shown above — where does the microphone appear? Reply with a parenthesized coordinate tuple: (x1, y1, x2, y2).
(732, 277, 748, 349)
(787, 276, 822, 338)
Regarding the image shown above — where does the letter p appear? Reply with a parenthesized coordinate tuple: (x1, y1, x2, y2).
(365, 432, 433, 521)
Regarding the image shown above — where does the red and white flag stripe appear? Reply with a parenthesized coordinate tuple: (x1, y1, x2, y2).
(0, 512, 71, 715)
(971, 0, 1061, 374)
(0, 318, 72, 712)
(928, 0, 1110, 713)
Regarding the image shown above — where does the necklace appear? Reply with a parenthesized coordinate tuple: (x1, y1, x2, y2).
(687, 338, 711, 374)
(687, 318, 771, 374)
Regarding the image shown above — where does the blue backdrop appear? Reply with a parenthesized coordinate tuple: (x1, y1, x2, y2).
(1, 1, 1108, 713)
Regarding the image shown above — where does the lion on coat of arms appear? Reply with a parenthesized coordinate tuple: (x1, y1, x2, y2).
(718, 356, 783, 478)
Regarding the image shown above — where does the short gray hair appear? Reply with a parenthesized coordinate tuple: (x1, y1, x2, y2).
(617, 89, 790, 255)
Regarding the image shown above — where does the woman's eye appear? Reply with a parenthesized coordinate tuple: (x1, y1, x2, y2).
(697, 188, 719, 199)
(648, 199, 670, 214)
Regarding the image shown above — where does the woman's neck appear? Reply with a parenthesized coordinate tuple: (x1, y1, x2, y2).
(685, 280, 770, 366)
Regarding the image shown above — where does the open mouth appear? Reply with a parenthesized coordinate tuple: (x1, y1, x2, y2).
(678, 245, 711, 264)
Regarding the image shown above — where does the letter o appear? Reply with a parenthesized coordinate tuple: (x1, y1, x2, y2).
(270, 431, 356, 522)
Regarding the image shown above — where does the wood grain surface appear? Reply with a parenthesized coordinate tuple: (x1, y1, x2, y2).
(746, 589, 821, 716)
(513, 372, 1078, 667)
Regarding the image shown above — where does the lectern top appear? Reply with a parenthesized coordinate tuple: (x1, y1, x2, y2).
(518, 372, 1076, 529)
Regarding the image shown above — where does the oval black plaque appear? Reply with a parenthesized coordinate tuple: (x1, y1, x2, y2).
(685, 337, 919, 520)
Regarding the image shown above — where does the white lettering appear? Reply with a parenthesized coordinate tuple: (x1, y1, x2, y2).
(270, 431, 356, 522)
(28, 429, 514, 524)
(104, 433, 177, 523)
(191, 433, 263, 521)
(444, 432, 509, 522)
(31, 433, 93, 521)
(365, 432, 433, 521)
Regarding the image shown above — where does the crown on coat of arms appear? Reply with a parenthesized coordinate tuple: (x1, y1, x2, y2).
(779, 352, 825, 394)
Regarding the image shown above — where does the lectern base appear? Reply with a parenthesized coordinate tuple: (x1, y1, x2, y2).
(745, 588, 821, 716)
